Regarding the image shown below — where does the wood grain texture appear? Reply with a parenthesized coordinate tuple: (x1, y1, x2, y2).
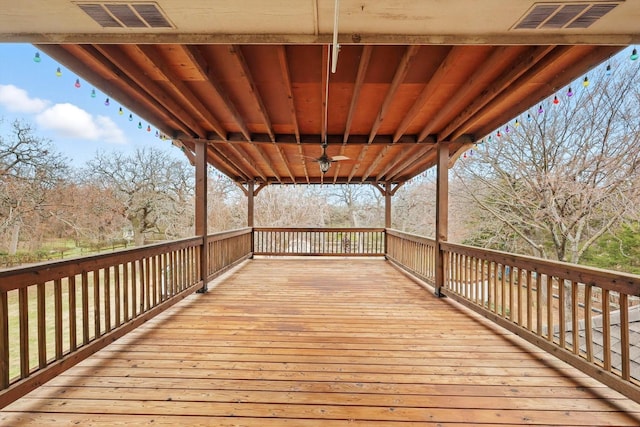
(2, 258, 640, 426)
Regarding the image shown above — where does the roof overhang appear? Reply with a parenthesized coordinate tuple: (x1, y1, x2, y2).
(1, 1, 637, 185)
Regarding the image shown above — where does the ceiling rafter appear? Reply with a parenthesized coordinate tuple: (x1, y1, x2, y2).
(275, 144, 296, 184)
(347, 145, 370, 183)
(368, 45, 421, 143)
(37, 44, 182, 139)
(361, 144, 392, 182)
(91, 44, 208, 138)
(392, 46, 462, 143)
(468, 45, 622, 141)
(134, 45, 228, 140)
(182, 45, 252, 141)
(387, 143, 438, 182)
(224, 142, 267, 182)
(441, 45, 557, 141)
(343, 45, 373, 143)
(248, 143, 282, 183)
(276, 45, 301, 143)
(375, 144, 419, 182)
(229, 45, 276, 142)
(198, 141, 248, 181)
(417, 46, 511, 141)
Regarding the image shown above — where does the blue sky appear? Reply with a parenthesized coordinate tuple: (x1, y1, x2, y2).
(0, 43, 183, 167)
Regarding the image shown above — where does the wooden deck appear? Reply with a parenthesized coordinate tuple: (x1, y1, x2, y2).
(1, 258, 640, 426)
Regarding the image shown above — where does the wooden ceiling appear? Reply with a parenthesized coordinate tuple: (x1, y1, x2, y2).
(3, 1, 638, 185)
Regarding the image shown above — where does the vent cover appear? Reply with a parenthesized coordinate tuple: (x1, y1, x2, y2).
(76, 2, 173, 28)
(513, 1, 622, 30)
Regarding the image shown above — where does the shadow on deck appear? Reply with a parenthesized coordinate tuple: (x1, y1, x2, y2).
(1, 258, 640, 426)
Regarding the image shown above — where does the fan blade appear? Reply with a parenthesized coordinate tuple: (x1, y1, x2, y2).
(331, 155, 350, 161)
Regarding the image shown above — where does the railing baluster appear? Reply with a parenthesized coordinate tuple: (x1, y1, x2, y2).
(93, 270, 101, 338)
(620, 293, 630, 381)
(114, 265, 121, 327)
(18, 287, 28, 379)
(546, 275, 553, 342)
(602, 289, 612, 372)
(104, 267, 111, 333)
(559, 278, 566, 348)
(584, 284, 593, 362)
(69, 275, 77, 352)
(571, 281, 579, 354)
(82, 271, 89, 345)
(54, 279, 63, 360)
(526, 270, 532, 329)
(536, 272, 542, 335)
(0, 290, 8, 388)
(37, 283, 46, 369)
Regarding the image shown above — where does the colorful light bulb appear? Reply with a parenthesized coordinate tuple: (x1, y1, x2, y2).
(138, 122, 142, 129)
(553, 95, 559, 105)
(538, 105, 544, 114)
(606, 64, 612, 75)
(567, 87, 573, 97)
(74, 79, 81, 88)
(147, 125, 151, 132)
(496, 130, 501, 138)
(155, 130, 159, 137)
(505, 125, 510, 133)
(104, 98, 110, 106)
(34, 52, 41, 63)
(583, 76, 589, 87)
(91, 89, 96, 98)
(527, 113, 532, 121)
(129, 113, 133, 121)
(118, 107, 124, 115)
(55, 67, 62, 77)
(514, 119, 520, 128)
(631, 48, 639, 61)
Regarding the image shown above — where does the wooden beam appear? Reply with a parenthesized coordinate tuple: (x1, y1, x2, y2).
(369, 45, 421, 143)
(385, 182, 392, 229)
(458, 45, 623, 141)
(343, 45, 373, 143)
(247, 143, 282, 183)
(92, 45, 209, 138)
(229, 45, 276, 142)
(274, 144, 296, 184)
(387, 143, 437, 182)
(347, 145, 370, 183)
(223, 142, 267, 182)
(195, 141, 208, 292)
(38, 44, 185, 138)
(439, 45, 557, 141)
(276, 45, 300, 143)
(392, 46, 460, 143)
(204, 143, 250, 182)
(134, 45, 227, 141)
(375, 145, 418, 182)
(417, 46, 511, 141)
(361, 144, 392, 183)
(182, 45, 253, 141)
(434, 141, 449, 297)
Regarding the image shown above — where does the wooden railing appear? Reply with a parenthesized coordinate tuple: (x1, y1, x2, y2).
(440, 242, 640, 403)
(253, 227, 385, 256)
(386, 229, 436, 284)
(0, 237, 203, 406)
(206, 228, 253, 280)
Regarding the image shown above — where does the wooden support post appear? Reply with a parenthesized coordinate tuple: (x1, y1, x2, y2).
(247, 181, 255, 227)
(195, 140, 208, 293)
(247, 180, 255, 257)
(435, 141, 449, 297)
(384, 182, 391, 257)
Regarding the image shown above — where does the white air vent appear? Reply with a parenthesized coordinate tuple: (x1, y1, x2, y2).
(76, 2, 174, 28)
(513, 1, 622, 30)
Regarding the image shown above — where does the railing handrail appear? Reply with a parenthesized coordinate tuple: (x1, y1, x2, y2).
(386, 228, 436, 245)
(0, 236, 204, 292)
(440, 241, 640, 296)
(254, 227, 385, 232)
(208, 227, 252, 241)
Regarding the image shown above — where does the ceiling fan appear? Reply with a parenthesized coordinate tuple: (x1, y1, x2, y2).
(311, 142, 350, 174)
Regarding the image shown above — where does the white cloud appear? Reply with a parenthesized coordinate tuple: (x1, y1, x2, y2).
(36, 103, 127, 144)
(0, 84, 50, 113)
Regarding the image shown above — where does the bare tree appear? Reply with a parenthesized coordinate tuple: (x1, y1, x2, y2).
(255, 185, 328, 226)
(455, 59, 640, 263)
(0, 120, 68, 254)
(86, 147, 194, 246)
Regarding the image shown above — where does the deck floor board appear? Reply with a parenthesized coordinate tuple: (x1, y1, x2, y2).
(2, 258, 640, 426)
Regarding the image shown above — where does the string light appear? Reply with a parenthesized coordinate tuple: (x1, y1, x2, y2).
(514, 119, 520, 128)
(527, 113, 532, 122)
(118, 107, 124, 115)
(55, 67, 62, 77)
(496, 130, 501, 138)
(91, 89, 96, 98)
(147, 125, 151, 132)
(74, 79, 81, 88)
(33, 52, 41, 63)
(567, 87, 573, 97)
(553, 95, 559, 105)
(538, 105, 544, 114)
(129, 113, 133, 121)
(138, 122, 142, 129)
(631, 48, 639, 61)
(606, 64, 612, 76)
(104, 98, 110, 106)
(505, 125, 510, 133)
(583, 76, 589, 87)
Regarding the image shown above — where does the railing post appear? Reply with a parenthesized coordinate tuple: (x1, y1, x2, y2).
(434, 141, 449, 297)
(247, 181, 255, 257)
(195, 140, 209, 293)
(384, 181, 391, 257)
